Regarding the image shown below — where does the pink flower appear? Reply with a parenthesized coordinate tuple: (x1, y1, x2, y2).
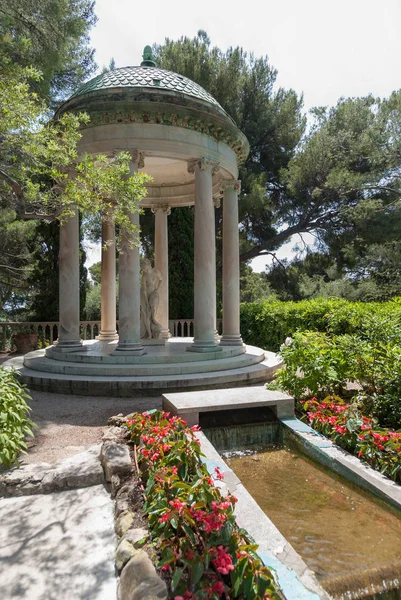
(212, 545, 234, 575)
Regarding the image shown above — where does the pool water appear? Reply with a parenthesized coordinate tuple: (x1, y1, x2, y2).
(226, 446, 401, 585)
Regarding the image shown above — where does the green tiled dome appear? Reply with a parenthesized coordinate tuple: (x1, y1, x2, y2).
(70, 66, 224, 111)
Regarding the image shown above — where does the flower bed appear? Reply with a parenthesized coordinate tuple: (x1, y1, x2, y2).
(299, 396, 401, 482)
(125, 410, 282, 600)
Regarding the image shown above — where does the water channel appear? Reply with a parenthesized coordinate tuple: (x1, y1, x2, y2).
(225, 445, 401, 597)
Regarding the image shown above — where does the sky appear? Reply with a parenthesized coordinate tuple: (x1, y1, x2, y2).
(85, 0, 401, 272)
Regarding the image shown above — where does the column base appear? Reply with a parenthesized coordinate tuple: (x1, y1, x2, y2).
(161, 329, 172, 339)
(220, 335, 244, 347)
(96, 331, 119, 341)
(112, 342, 145, 356)
(187, 341, 222, 353)
(49, 340, 84, 354)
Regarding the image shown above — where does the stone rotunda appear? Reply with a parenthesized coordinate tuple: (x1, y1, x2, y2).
(19, 47, 279, 395)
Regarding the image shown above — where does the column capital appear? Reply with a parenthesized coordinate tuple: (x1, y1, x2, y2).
(151, 204, 171, 216)
(128, 149, 145, 168)
(213, 196, 221, 209)
(221, 179, 241, 194)
(187, 157, 220, 175)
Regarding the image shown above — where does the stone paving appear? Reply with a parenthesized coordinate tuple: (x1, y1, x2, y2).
(0, 485, 116, 600)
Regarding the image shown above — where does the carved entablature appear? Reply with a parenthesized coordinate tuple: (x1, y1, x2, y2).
(76, 108, 248, 163)
(151, 204, 171, 216)
(187, 158, 220, 175)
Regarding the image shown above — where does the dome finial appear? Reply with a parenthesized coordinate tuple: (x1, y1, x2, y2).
(141, 45, 156, 67)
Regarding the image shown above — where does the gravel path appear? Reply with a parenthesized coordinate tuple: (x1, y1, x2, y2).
(23, 389, 162, 465)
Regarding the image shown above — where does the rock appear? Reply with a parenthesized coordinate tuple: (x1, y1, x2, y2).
(102, 427, 124, 443)
(108, 414, 125, 426)
(116, 482, 135, 499)
(0, 446, 103, 497)
(115, 496, 130, 518)
(123, 527, 148, 548)
(119, 551, 167, 600)
(101, 442, 132, 482)
(41, 446, 104, 491)
(115, 511, 134, 537)
(110, 474, 121, 497)
(115, 539, 137, 572)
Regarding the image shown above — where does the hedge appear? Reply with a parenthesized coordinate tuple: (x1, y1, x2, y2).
(240, 297, 401, 352)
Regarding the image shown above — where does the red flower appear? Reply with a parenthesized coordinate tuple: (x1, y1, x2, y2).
(334, 425, 346, 434)
(169, 498, 186, 511)
(214, 467, 224, 480)
(211, 581, 225, 594)
(159, 511, 171, 523)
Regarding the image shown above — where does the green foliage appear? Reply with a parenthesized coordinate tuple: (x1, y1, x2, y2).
(265, 302, 401, 431)
(240, 265, 274, 303)
(1, 59, 151, 238)
(271, 331, 351, 399)
(0, 208, 36, 306)
(240, 297, 401, 351)
(0, 0, 97, 101)
(0, 368, 35, 468)
(168, 207, 195, 319)
(83, 285, 101, 321)
(126, 410, 281, 600)
(89, 261, 101, 286)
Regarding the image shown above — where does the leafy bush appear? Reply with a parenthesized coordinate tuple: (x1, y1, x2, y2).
(126, 410, 282, 600)
(0, 368, 35, 468)
(270, 313, 401, 429)
(270, 331, 351, 399)
(240, 297, 401, 351)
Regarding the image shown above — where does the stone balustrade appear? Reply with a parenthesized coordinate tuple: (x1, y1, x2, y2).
(0, 319, 220, 351)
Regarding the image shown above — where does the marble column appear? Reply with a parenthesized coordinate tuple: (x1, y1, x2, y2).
(152, 204, 171, 338)
(187, 157, 220, 352)
(213, 196, 221, 340)
(113, 150, 145, 355)
(220, 180, 243, 346)
(97, 217, 118, 341)
(56, 208, 82, 351)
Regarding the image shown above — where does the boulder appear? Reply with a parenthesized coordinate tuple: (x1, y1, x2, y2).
(101, 442, 132, 482)
(119, 551, 167, 600)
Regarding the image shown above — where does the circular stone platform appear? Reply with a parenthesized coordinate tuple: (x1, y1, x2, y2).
(3, 339, 282, 396)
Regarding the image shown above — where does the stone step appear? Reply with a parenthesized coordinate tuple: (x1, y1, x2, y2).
(13, 354, 281, 396)
(24, 346, 265, 377)
(45, 340, 245, 364)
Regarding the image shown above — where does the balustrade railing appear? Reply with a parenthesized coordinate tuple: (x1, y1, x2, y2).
(0, 319, 222, 352)
(169, 319, 223, 337)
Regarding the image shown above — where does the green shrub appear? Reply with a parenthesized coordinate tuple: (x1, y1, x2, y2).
(0, 368, 35, 469)
(240, 297, 401, 351)
(269, 311, 401, 429)
(269, 331, 352, 398)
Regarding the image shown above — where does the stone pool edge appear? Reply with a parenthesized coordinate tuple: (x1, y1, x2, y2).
(198, 431, 331, 600)
(281, 418, 401, 512)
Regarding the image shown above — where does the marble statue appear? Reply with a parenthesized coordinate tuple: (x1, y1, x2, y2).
(140, 258, 163, 339)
